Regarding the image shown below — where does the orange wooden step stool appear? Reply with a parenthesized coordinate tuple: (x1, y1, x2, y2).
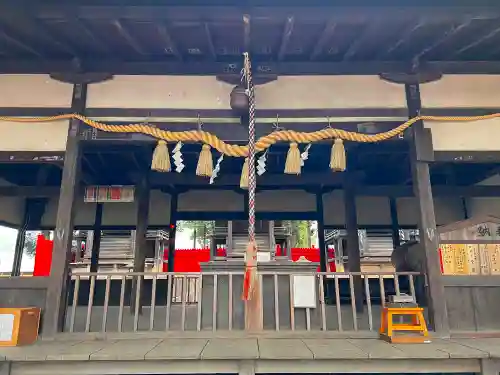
(379, 306, 430, 343)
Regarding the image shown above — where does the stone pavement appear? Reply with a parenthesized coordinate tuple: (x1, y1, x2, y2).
(1, 335, 499, 375)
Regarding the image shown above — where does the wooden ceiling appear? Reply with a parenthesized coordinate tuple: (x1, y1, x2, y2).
(0, 1, 500, 74)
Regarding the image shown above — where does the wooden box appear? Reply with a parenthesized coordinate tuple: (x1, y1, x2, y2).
(0, 308, 40, 347)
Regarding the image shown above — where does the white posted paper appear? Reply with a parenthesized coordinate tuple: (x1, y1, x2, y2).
(0, 313, 15, 342)
(293, 275, 317, 308)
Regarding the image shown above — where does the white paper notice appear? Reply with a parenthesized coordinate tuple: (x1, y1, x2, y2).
(0, 314, 14, 342)
(293, 275, 317, 308)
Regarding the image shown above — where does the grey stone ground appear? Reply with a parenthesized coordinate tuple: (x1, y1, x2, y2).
(0, 335, 497, 361)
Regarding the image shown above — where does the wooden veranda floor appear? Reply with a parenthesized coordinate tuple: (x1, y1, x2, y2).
(1, 333, 500, 375)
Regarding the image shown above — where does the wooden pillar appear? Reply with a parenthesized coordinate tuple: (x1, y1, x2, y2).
(43, 82, 86, 336)
(405, 83, 449, 335)
(89, 203, 103, 273)
(389, 197, 401, 248)
(344, 180, 364, 312)
(167, 192, 178, 273)
(130, 174, 150, 313)
(133, 174, 150, 273)
(316, 192, 327, 273)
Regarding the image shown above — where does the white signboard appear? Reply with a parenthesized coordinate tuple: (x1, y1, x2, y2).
(293, 275, 317, 308)
(257, 252, 271, 263)
(0, 314, 15, 342)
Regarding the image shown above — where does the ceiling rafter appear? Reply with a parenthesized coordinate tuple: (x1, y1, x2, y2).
(0, 24, 44, 58)
(203, 22, 216, 59)
(376, 20, 427, 60)
(73, 17, 110, 54)
(155, 22, 182, 60)
(310, 20, 336, 61)
(452, 23, 500, 57)
(343, 18, 385, 61)
(111, 19, 146, 55)
(277, 16, 294, 61)
(412, 18, 473, 61)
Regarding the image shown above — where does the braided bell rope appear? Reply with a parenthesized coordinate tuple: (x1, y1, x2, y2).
(1, 112, 500, 157)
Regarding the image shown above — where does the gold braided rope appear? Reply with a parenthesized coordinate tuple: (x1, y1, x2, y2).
(1, 112, 500, 157)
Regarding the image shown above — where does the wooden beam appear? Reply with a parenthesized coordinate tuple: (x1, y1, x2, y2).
(111, 19, 146, 55)
(6, 59, 500, 75)
(43, 82, 87, 337)
(310, 20, 336, 60)
(405, 82, 449, 336)
(277, 16, 294, 61)
(28, 4, 500, 22)
(149, 171, 354, 188)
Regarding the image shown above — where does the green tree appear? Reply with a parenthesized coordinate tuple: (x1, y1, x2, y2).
(285, 220, 312, 248)
(176, 221, 214, 248)
(23, 231, 39, 258)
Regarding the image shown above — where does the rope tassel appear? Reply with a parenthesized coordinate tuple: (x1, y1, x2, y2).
(240, 158, 249, 189)
(284, 142, 301, 175)
(330, 139, 346, 172)
(196, 144, 213, 177)
(151, 140, 171, 172)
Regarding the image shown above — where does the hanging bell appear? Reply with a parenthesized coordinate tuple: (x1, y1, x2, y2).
(230, 85, 249, 115)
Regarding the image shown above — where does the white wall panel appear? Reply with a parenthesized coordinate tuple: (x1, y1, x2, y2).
(0, 74, 73, 108)
(421, 75, 500, 108)
(425, 118, 500, 151)
(0, 121, 69, 151)
(87, 75, 406, 110)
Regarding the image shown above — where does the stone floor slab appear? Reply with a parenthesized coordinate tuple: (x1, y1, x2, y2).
(0, 341, 88, 361)
(347, 339, 406, 359)
(258, 339, 313, 359)
(90, 339, 162, 360)
(146, 339, 208, 359)
(302, 339, 368, 359)
(202, 339, 259, 359)
(426, 339, 490, 359)
(452, 338, 500, 358)
(390, 343, 450, 359)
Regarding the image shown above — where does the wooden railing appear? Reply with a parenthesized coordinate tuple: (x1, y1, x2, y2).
(65, 271, 422, 333)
